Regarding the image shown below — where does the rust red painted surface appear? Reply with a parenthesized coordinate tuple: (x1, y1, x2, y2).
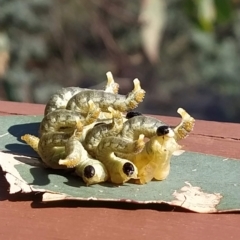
(0, 101, 240, 240)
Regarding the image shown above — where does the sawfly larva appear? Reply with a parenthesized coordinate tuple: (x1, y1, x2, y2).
(66, 79, 145, 117)
(96, 134, 145, 184)
(44, 71, 119, 116)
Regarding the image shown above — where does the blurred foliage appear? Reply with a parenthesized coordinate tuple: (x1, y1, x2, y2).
(0, 32, 9, 77)
(0, 0, 240, 122)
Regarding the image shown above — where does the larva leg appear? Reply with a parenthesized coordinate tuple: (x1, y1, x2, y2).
(66, 78, 146, 115)
(82, 100, 101, 126)
(174, 108, 195, 140)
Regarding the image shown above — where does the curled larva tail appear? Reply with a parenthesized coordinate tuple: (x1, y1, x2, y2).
(105, 71, 119, 94)
(174, 108, 195, 140)
(21, 134, 39, 153)
(125, 79, 145, 111)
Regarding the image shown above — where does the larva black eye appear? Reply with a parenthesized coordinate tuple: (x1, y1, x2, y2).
(83, 165, 95, 178)
(126, 111, 142, 119)
(122, 162, 135, 176)
(156, 126, 170, 136)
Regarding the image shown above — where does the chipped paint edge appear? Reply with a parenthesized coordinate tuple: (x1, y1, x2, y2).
(1, 151, 238, 213)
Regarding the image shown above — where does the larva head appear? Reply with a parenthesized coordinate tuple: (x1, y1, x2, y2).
(156, 126, 169, 136)
(126, 111, 142, 119)
(122, 162, 135, 177)
(156, 126, 175, 137)
(78, 161, 109, 185)
(109, 161, 138, 184)
(83, 165, 95, 179)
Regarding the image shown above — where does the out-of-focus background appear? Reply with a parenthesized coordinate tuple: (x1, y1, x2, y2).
(0, 0, 239, 122)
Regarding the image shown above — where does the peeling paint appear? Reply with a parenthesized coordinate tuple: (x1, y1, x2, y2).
(171, 182, 222, 213)
(42, 192, 69, 202)
(0, 152, 41, 167)
(1, 151, 239, 213)
(0, 152, 45, 194)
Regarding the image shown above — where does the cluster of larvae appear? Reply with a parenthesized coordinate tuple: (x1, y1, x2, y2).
(21, 72, 195, 185)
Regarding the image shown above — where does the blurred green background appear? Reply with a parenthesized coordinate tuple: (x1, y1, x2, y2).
(0, 0, 240, 122)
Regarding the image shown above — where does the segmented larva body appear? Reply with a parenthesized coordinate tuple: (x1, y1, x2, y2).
(95, 134, 145, 184)
(66, 79, 145, 117)
(40, 100, 101, 137)
(21, 133, 67, 169)
(44, 87, 84, 116)
(21, 131, 109, 185)
(83, 107, 124, 156)
(120, 115, 170, 140)
(38, 131, 75, 169)
(39, 109, 85, 136)
(44, 72, 119, 116)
